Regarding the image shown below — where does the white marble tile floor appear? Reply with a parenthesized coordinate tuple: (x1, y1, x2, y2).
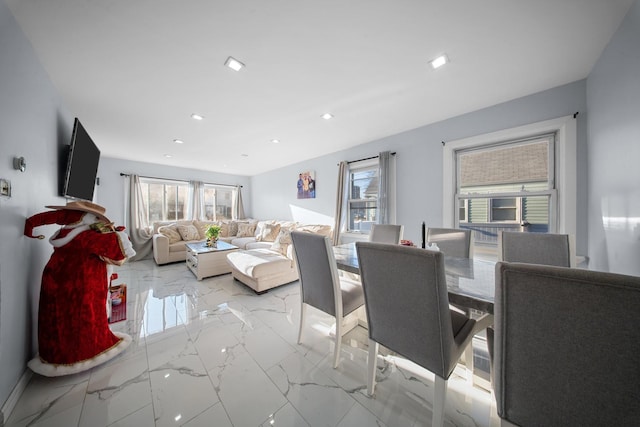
(6, 259, 499, 427)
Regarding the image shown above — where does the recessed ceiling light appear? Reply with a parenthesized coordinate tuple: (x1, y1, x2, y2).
(430, 54, 449, 69)
(321, 113, 334, 120)
(240, 153, 248, 157)
(225, 56, 245, 71)
(164, 154, 172, 158)
(173, 139, 184, 144)
(190, 113, 204, 120)
(271, 139, 280, 144)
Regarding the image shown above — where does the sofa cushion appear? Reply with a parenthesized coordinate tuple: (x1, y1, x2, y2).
(246, 241, 274, 250)
(231, 237, 258, 249)
(237, 223, 257, 237)
(193, 220, 217, 239)
(256, 223, 281, 242)
(224, 220, 239, 237)
(217, 221, 230, 237)
(158, 224, 182, 244)
(177, 224, 200, 241)
(270, 227, 293, 256)
(227, 249, 294, 277)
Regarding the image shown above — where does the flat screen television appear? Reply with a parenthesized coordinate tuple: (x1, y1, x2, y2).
(62, 118, 100, 201)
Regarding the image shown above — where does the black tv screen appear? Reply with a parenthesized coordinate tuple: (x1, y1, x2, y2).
(63, 118, 100, 201)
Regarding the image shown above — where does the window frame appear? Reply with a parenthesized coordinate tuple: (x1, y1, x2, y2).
(443, 115, 576, 238)
(139, 177, 190, 224)
(347, 158, 379, 233)
(202, 183, 236, 221)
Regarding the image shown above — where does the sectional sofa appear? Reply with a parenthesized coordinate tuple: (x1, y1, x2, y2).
(152, 219, 332, 293)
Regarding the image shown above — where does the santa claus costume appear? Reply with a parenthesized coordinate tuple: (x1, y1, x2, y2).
(24, 201, 135, 376)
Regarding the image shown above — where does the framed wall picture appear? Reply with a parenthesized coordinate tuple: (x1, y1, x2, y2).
(297, 170, 316, 199)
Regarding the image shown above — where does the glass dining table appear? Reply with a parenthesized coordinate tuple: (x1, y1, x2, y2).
(333, 243, 496, 314)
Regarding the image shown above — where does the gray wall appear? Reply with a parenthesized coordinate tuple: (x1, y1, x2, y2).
(586, 0, 640, 275)
(251, 80, 589, 255)
(96, 157, 252, 227)
(0, 0, 72, 415)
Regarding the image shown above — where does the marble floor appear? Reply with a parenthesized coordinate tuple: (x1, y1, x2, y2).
(6, 259, 499, 427)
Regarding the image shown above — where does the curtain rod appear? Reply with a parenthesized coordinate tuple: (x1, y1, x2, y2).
(119, 173, 242, 188)
(340, 151, 396, 165)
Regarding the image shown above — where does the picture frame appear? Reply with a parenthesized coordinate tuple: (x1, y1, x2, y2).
(296, 171, 316, 199)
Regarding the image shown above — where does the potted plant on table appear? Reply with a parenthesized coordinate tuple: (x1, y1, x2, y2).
(205, 224, 221, 247)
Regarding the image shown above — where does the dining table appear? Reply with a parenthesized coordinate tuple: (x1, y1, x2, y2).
(333, 242, 496, 314)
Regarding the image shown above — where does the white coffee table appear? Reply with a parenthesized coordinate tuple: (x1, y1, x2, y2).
(185, 241, 239, 280)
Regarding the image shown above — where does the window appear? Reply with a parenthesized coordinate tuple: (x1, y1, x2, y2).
(348, 160, 379, 232)
(139, 178, 189, 223)
(490, 198, 519, 222)
(455, 135, 556, 243)
(443, 115, 577, 256)
(202, 185, 235, 221)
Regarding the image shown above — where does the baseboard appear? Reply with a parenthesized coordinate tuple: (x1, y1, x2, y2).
(1, 369, 32, 426)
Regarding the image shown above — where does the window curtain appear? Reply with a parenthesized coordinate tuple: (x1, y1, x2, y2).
(378, 151, 391, 224)
(234, 185, 246, 219)
(333, 161, 349, 245)
(190, 180, 204, 220)
(126, 174, 154, 261)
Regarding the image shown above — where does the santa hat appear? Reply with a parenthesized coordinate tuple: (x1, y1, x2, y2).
(45, 200, 111, 223)
(24, 201, 111, 239)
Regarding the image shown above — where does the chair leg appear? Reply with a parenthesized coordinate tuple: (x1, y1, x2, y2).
(297, 303, 306, 344)
(432, 376, 447, 427)
(367, 339, 378, 395)
(464, 344, 474, 385)
(333, 316, 342, 368)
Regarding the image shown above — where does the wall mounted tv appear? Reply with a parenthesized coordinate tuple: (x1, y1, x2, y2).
(62, 118, 100, 201)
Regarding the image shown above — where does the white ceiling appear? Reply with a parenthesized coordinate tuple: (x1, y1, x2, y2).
(6, 0, 634, 176)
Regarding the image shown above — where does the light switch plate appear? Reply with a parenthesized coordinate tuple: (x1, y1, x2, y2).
(0, 178, 11, 197)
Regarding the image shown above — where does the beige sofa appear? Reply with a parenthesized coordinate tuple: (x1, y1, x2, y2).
(152, 219, 254, 265)
(152, 218, 332, 293)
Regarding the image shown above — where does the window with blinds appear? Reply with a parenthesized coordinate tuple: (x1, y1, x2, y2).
(455, 133, 557, 243)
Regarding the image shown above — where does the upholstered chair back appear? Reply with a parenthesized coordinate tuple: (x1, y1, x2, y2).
(494, 262, 640, 426)
(426, 227, 472, 258)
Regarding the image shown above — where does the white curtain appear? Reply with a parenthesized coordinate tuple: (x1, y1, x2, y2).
(190, 180, 204, 220)
(127, 174, 154, 261)
(234, 185, 246, 219)
(333, 161, 349, 245)
(378, 151, 391, 224)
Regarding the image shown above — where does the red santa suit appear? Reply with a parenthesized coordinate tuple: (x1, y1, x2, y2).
(24, 201, 135, 376)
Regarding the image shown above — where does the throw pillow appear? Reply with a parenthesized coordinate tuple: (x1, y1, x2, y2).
(237, 222, 257, 237)
(270, 227, 293, 256)
(177, 224, 200, 241)
(158, 225, 181, 244)
(256, 223, 281, 242)
(217, 222, 230, 237)
(227, 221, 239, 236)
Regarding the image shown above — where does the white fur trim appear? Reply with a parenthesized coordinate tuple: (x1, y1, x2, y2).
(49, 224, 90, 247)
(27, 332, 132, 377)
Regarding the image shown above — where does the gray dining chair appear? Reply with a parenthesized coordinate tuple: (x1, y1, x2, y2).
(489, 231, 576, 386)
(426, 227, 475, 380)
(356, 242, 490, 427)
(369, 224, 404, 244)
(290, 231, 365, 368)
(494, 262, 640, 426)
(498, 231, 575, 267)
(426, 227, 473, 258)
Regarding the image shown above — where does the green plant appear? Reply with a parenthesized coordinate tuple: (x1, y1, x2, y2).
(205, 224, 221, 240)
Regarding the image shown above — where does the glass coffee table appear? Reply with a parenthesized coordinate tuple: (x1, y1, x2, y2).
(185, 241, 239, 280)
